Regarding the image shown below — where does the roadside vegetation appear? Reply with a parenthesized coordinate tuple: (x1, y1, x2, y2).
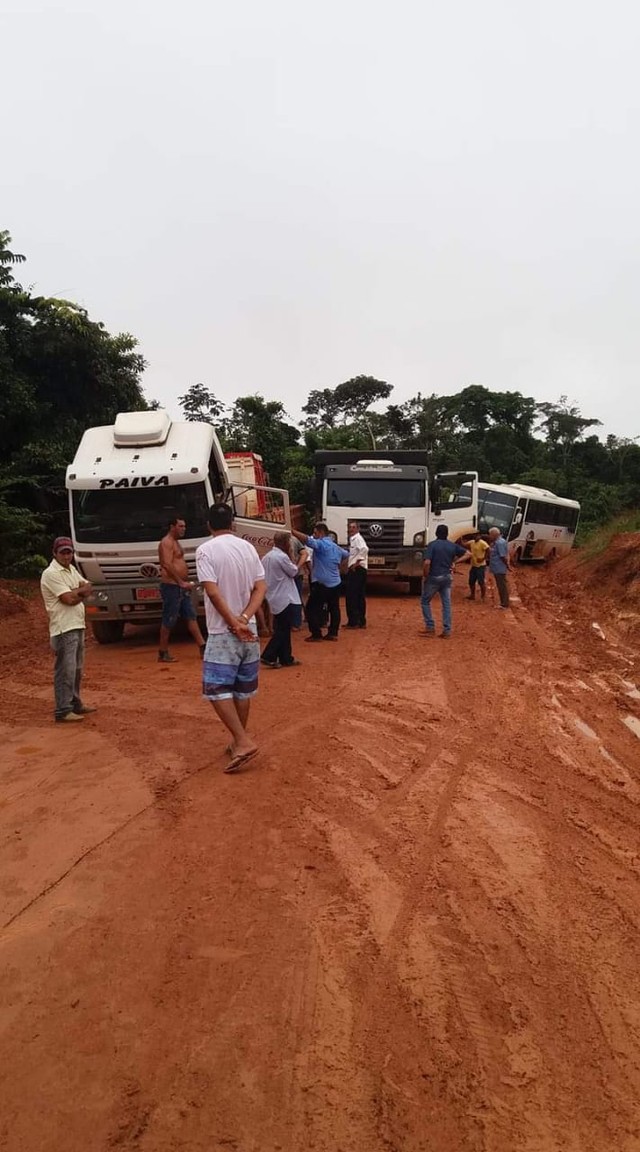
(2, 230, 638, 574)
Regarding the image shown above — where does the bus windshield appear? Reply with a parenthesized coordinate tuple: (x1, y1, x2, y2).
(72, 482, 210, 544)
(327, 479, 426, 508)
(477, 488, 517, 535)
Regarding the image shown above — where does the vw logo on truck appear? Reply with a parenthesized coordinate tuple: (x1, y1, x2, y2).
(369, 523, 384, 538)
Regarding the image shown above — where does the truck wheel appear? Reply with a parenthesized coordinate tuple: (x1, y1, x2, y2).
(91, 620, 125, 644)
(408, 577, 422, 596)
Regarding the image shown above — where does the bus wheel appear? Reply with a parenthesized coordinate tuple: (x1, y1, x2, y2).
(91, 620, 125, 644)
(408, 577, 422, 596)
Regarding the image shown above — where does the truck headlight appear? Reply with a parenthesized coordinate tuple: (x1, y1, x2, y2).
(413, 531, 426, 546)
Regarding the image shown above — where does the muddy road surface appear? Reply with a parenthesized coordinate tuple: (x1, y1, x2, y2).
(1, 571, 640, 1152)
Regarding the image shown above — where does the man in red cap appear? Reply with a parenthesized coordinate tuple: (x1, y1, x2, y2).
(40, 537, 97, 722)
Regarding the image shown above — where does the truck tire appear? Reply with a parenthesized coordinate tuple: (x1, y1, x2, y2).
(408, 577, 423, 596)
(91, 620, 125, 645)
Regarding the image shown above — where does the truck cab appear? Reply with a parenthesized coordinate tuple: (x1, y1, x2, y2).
(67, 410, 291, 642)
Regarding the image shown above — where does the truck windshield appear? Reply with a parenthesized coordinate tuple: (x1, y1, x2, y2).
(477, 488, 517, 535)
(71, 482, 209, 543)
(327, 479, 426, 508)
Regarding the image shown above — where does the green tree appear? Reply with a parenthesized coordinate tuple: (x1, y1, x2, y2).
(537, 396, 601, 481)
(0, 230, 148, 571)
(179, 383, 226, 424)
(302, 375, 393, 446)
(223, 395, 300, 487)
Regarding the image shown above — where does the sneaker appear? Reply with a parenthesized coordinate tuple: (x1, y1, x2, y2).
(74, 705, 97, 715)
(158, 651, 177, 663)
(56, 712, 84, 723)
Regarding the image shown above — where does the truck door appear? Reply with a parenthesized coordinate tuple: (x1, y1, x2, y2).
(227, 483, 292, 556)
(430, 472, 478, 541)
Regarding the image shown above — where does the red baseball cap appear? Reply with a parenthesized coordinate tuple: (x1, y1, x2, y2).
(53, 536, 74, 553)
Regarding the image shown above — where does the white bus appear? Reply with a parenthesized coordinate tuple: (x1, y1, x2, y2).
(464, 482, 580, 561)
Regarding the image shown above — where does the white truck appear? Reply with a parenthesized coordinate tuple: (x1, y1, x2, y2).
(66, 410, 291, 642)
(314, 450, 479, 594)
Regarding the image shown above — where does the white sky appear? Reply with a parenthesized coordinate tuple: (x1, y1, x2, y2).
(3, 0, 639, 438)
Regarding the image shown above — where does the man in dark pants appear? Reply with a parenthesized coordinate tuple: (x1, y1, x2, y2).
(292, 523, 348, 642)
(260, 532, 305, 667)
(345, 520, 369, 628)
(488, 527, 511, 608)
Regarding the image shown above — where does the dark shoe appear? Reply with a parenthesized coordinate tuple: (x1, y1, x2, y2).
(345, 623, 358, 629)
(440, 632, 451, 639)
(158, 651, 177, 663)
(304, 635, 323, 643)
(323, 634, 338, 642)
(358, 623, 367, 628)
(56, 712, 84, 723)
(281, 659, 302, 667)
(261, 658, 279, 668)
(74, 705, 97, 715)
(465, 595, 475, 600)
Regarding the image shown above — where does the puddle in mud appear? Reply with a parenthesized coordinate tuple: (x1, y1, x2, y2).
(574, 718, 598, 740)
(622, 716, 640, 740)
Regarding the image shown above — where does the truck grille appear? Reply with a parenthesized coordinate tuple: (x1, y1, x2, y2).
(359, 519, 404, 558)
(99, 561, 198, 583)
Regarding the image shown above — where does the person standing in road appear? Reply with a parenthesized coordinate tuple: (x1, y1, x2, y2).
(466, 531, 490, 602)
(345, 520, 369, 628)
(158, 516, 206, 663)
(488, 527, 511, 609)
(420, 524, 468, 638)
(40, 536, 97, 723)
(196, 504, 267, 773)
(260, 532, 305, 668)
(291, 523, 349, 642)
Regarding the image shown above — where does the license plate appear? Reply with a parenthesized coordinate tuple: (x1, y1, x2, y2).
(369, 557, 386, 566)
(134, 587, 161, 601)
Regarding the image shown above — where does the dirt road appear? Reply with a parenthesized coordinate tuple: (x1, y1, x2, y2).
(1, 568, 640, 1152)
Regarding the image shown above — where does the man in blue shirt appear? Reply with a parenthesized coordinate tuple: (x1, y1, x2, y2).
(292, 523, 349, 642)
(488, 527, 511, 608)
(420, 524, 468, 638)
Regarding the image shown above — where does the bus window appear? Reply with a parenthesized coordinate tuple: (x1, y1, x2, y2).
(477, 488, 517, 536)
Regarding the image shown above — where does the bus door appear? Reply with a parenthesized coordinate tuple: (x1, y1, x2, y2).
(430, 472, 478, 540)
(508, 497, 528, 542)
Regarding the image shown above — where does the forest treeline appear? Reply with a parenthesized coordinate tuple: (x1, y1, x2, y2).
(2, 231, 638, 575)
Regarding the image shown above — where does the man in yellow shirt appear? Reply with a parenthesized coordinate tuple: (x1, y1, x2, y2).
(40, 537, 97, 722)
(467, 532, 490, 601)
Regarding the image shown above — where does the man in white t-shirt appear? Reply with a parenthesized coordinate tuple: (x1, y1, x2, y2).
(345, 520, 369, 628)
(195, 504, 267, 773)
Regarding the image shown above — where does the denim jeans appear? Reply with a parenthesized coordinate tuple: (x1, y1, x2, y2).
(421, 577, 452, 634)
(51, 628, 85, 718)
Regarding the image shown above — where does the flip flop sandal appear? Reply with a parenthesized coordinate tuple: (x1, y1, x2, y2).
(224, 748, 259, 774)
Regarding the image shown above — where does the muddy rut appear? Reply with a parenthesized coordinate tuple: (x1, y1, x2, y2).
(0, 571, 639, 1151)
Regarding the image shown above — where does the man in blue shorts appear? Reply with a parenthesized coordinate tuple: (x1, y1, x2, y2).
(196, 504, 267, 772)
(420, 524, 469, 638)
(158, 517, 206, 662)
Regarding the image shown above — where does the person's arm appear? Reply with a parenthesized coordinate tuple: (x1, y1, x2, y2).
(500, 540, 512, 570)
(279, 554, 299, 578)
(291, 529, 313, 546)
(452, 543, 469, 570)
(422, 545, 432, 580)
(44, 567, 93, 606)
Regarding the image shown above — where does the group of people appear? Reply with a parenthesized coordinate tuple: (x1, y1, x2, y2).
(420, 523, 511, 637)
(40, 507, 509, 770)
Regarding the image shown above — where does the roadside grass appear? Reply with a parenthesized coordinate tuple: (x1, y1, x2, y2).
(576, 510, 640, 561)
(1, 579, 40, 600)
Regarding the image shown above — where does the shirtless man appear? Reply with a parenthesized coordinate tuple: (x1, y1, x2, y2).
(157, 517, 206, 662)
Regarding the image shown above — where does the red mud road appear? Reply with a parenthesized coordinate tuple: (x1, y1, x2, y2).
(1, 566, 640, 1152)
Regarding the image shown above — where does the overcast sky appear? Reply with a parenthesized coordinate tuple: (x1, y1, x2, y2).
(3, 0, 639, 438)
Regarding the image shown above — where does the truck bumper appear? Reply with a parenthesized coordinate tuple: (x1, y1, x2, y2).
(85, 584, 204, 624)
(366, 550, 424, 580)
